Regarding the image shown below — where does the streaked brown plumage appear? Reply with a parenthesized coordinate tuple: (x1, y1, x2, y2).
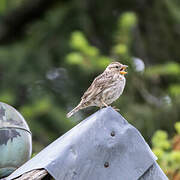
(67, 62, 128, 118)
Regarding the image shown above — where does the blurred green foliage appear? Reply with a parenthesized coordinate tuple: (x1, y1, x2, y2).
(0, 0, 179, 177)
(66, 31, 111, 71)
(152, 122, 180, 179)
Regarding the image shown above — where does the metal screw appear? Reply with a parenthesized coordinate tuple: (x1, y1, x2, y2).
(111, 131, 115, 137)
(104, 162, 109, 168)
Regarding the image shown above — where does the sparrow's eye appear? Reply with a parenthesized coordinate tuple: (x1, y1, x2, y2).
(115, 66, 119, 69)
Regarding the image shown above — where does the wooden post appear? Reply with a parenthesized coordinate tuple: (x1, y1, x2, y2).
(14, 170, 48, 180)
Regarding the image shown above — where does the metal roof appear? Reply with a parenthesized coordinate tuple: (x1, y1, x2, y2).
(5, 107, 168, 180)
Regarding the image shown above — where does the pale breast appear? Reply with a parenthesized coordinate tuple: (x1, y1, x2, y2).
(103, 75, 126, 105)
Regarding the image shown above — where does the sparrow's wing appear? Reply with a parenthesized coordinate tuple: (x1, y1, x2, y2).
(81, 72, 114, 102)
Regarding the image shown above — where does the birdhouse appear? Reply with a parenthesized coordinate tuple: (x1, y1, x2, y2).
(0, 102, 32, 178)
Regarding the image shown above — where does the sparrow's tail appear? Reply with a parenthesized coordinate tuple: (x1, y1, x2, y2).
(66, 104, 82, 118)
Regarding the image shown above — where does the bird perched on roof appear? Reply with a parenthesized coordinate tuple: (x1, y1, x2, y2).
(67, 61, 128, 118)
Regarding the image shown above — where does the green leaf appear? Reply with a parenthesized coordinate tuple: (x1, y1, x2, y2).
(145, 62, 180, 77)
(112, 44, 128, 55)
(82, 46, 99, 57)
(152, 148, 164, 159)
(152, 130, 170, 150)
(0, 91, 15, 104)
(175, 122, 180, 134)
(169, 84, 180, 96)
(66, 52, 84, 65)
(96, 56, 111, 69)
(0, 0, 6, 13)
(70, 31, 89, 50)
(118, 12, 137, 29)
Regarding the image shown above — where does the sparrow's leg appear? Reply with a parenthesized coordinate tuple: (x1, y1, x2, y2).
(101, 100, 108, 107)
(112, 106, 120, 111)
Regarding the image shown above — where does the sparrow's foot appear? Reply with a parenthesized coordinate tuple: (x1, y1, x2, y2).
(112, 106, 120, 112)
(101, 100, 108, 107)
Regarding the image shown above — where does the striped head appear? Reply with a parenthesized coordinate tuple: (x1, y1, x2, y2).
(105, 62, 128, 75)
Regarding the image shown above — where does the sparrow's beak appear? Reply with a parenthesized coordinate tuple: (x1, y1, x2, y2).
(120, 65, 128, 75)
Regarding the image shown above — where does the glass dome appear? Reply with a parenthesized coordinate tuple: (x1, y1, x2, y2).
(0, 102, 30, 133)
(0, 102, 32, 178)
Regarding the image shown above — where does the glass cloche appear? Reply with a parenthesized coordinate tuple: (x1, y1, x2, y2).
(0, 102, 32, 178)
